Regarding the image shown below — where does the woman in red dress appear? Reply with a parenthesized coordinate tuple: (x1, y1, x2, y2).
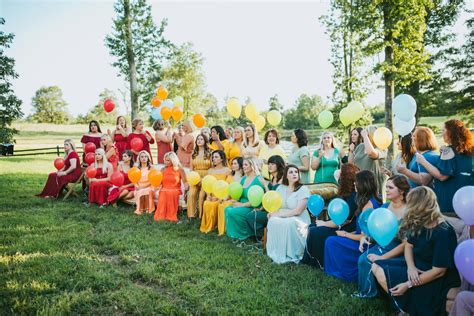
(88, 148, 113, 206)
(81, 120, 102, 162)
(152, 119, 173, 165)
(154, 152, 189, 222)
(109, 116, 130, 160)
(37, 139, 82, 198)
(108, 150, 135, 207)
(100, 134, 118, 171)
(127, 118, 155, 163)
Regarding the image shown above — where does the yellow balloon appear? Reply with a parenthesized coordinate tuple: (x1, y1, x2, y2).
(262, 191, 283, 213)
(347, 101, 364, 122)
(187, 171, 201, 186)
(226, 98, 241, 118)
(339, 107, 353, 127)
(245, 103, 258, 122)
(202, 175, 217, 194)
(373, 127, 393, 150)
(267, 110, 282, 126)
(255, 115, 266, 131)
(212, 180, 229, 200)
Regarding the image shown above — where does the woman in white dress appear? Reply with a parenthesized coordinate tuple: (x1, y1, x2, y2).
(266, 164, 311, 264)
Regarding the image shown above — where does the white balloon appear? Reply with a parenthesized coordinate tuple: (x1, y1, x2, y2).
(161, 99, 174, 108)
(394, 116, 416, 137)
(392, 94, 416, 122)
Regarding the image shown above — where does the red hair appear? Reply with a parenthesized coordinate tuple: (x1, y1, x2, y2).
(445, 119, 473, 155)
(338, 163, 359, 198)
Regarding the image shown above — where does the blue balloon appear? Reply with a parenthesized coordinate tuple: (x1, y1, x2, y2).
(367, 208, 398, 247)
(151, 107, 162, 120)
(328, 198, 349, 226)
(307, 194, 325, 217)
(357, 208, 374, 237)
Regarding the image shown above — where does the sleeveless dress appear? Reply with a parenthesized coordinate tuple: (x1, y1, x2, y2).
(200, 172, 230, 233)
(113, 132, 128, 160)
(313, 148, 340, 184)
(186, 155, 212, 218)
(88, 167, 110, 205)
(154, 166, 182, 222)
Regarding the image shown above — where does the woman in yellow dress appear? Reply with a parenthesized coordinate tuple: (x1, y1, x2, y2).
(226, 126, 244, 164)
(209, 125, 230, 152)
(242, 124, 263, 159)
(200, 150, 231, 233)
(186, 134, 212, 218)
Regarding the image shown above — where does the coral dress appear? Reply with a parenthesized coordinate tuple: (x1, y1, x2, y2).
(37, 151, 82, 198)
(113, 132, 128, 161)
(127, 132, 155, 163)
(186, 155, 212, 218)
(88, 167, 111, 205)
(134, 168, 155, 213)
(107, 169, 135, 204)
(155, 166, 183, 222)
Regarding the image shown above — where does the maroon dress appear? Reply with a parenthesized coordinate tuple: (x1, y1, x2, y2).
(37, 151, 81, 198)
(88, 167, 111, 205)
(127, 132, 155, 163)
(113, 132, 128, 160)
(157, 140, 172, 164)
(107, 170, 135, 204)
(80, 134, 102, 161)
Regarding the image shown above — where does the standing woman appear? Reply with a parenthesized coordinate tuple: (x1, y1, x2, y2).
(345, 127, 363, 164)
(88, 148, 113, 207)
(209, 125, 230, 152)
(100, 134, 118, 171)
(81, 120, 102, 161)
(242, 124, 262, 159)
(176, 120, 195, 168)
(152, 119, 173, 165)
(37, 139, 82, 198)
(127, 118, 155, 163)
(186, 134, 212, 218)
(173, 124, 184, 153)
(134, 151, 155, 215)
(107, 150, 135, 207)
(390, 135, 416, 176)
(201, 127, 211, 142)
(258, 129, 287, 180)
(226, 126, 244, 164)
(288, 128, 311, 184)
(312, 132, 341, 184)
(109, 116, 130, 160)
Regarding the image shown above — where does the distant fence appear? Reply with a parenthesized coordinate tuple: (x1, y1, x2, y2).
(0, 144, 84, 157)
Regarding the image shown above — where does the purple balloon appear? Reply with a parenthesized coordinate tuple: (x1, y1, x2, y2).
(453, 186, 474, 225)
(454, 239, 474, 284)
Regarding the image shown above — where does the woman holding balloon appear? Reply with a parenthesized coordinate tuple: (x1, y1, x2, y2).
(87, 148, 113, 207)
(109, 116, 130, 160)
(127, 118, 155, 164)
(152, 119, 173, 165)
(288, 129, 311, 184)
(311, 131, 341, 184)
(389, 135, 416, 176)
(133, 151, 155, 215)
(107, 150, 135, 207)
(81, 120, 103, 162)
(175, 120, 195, 169)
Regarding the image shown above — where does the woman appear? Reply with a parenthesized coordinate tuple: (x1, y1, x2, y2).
(242, 124, 262, 159)
(225, 127, 234, 141)
(201, 127, 211, 142)
(230, 157, 244, 183)
(81, 120, 102, 161)
(266, 164, 311, 263)
(371, 187, 460, 315)
(258, 129, 287, 179)
(152, 119, 173, 165)
(134, 150, 155, 215)
(209, 125, 230, 153)
(109, 116, 130, 160)
(100, 134, 118, 171)
(288, 128, 310, 184)
(37, 139, 82, 198)
(389, 134, 416, 176)
(225, 158, 266, 240)
(200, 150, 232, 233)
(186, 134, 212, 218)
(88, 148, 113, 207)
(301, 163, 359, 268)
(415, 119, 473, 213)
(173, 124, 184, 153)
(323, 170, 382, 282)
(246, 155, 285, 239)
(356, 175, 409, 298)
(107, 150, 135, 207)
(350, 125, 388, 199)
(127, 118, 155, 163)
(155, 152, 188, 222)
(397, 126, 439, 188)
(345, 127, 363, 164)
(226, 126, 244, 164)
(175, 120, 195, 168)
(312, 132, 340, 184)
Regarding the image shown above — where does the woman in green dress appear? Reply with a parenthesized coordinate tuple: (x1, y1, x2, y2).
(288, 129, 311, 184)
(311, 131, 342, 184)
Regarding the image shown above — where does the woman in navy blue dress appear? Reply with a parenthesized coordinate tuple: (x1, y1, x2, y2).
(371, 186, 460, 315)
(323, 170, 382, 282)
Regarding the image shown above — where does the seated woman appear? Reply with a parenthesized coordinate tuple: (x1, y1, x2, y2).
(301, 163, 359, 268)
(81, 120, 102, 162)
(88, 148, 113, 207)
(200, 150, 231, 233)
(371, 186, 460, 315)
(246, 155, 285, 239)
(323, 170, 382, 282)
(230, 157, 244, 183)
(37, 139, 82, 198)
(225, 158, 266, 240)
(258, 129, 286, 179)
(311, 132, 342, 184)
(134, 151, 155, 215)
(107, 150, 135, 207)
(100, 134, 118, 171)
(356, 174, 409, 298)
(266, 164, 311, 264)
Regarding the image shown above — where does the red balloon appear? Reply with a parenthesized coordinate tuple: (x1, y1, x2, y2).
(85, 142, 96, 154)
(85, 152, 95, 165)
(54, 158, 65, 170)
(103, 99, 115, 113)
(130, 138, 143, 152)
(86, 166, 97, 178)
(110, 171, 125, 187)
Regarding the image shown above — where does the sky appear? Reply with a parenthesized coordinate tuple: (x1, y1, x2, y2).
(1, 0, 472, 117)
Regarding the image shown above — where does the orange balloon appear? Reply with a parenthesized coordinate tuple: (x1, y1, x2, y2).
(151, 96, 162, 107)
(161, 106, 172, 120)
(193, 114, 206, 128)
(156, 85, 168, 100)
(171, 106, 183, 121)
(148, 169, 163, 187)
(127, 167, 142, 184)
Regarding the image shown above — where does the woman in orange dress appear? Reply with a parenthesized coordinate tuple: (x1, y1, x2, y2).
(109, 116, 130, 160)
(101, 134, 118, 171)
(153, 119, 173, 165)
(88, 148, 113, 207)
(107, 150, 135, 207)
(134, 150, 155, 215)
(155, 152, 189, 222)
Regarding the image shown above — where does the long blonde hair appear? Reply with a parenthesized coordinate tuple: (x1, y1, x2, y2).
(64, 138, 76, 152)
(244, 157, 260, 176)
(136, 150, 152, 170)
(94, 148, 109, 173)
(319, 131, 337, 150)
(164, 151, 181, 171)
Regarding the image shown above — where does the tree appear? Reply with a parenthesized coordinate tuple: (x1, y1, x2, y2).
(268, 94, 284, 112)
(0, 18, 23, 144)
(105, 0, 172, 119)
(283, 94, 329, 130)
(76, 89, 121, 125)
(30, 86, 69, 124)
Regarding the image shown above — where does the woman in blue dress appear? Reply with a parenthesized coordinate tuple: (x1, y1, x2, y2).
(371, 187, 460, 315)
(323, 170, 382, 282)
(414, 119, 473, 213)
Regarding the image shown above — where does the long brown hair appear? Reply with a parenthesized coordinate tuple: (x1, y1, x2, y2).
(445, 119, 473, 155)
(399, 134, 416, 164)
(387, 174, 410, 203)
(192, 134, 211, 159)
(355, 170, 381, 216)
(282, 164, 303, 192)
(338, 163, 359, 198)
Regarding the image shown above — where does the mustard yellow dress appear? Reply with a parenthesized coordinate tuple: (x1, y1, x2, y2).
(186, 154, 212, 218)
(226, 141, 242, 164)
(209, 139, 230, 153)
(217, 174, 235, 236)
(200, 171, 230, 233)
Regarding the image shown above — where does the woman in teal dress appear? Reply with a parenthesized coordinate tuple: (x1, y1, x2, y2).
(288, 129, 310, 184)
(225, 157, 266, 240)
(311, 131, 342, 184)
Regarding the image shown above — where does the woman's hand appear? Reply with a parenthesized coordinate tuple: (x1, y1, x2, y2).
(57, 171, 66, 177)
(233, 202, 243, 207)
(318, 150, 324, 158)
(415, 152, 427, 165)
(367, 254, 382, 262)
(407, 266, 423, 286)
(315, 220, 327, 227)
(184, 183, 190, 191)
(361, 128, 368, 138)
(267, 211, 280, 219)
(335, 230, 347, 237)
(359, 235, 371, 252)
(390, 282, 409, 297)
(396, 164, 407, 173)
(349, 143, 355, 152)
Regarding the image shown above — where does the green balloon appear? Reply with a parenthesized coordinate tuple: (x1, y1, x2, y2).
(248, 185, 264, 207)
(228, 182, 243, 200)
(318, 110, 334, 128)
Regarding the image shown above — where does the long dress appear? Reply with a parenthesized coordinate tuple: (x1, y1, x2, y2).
(258, 144, 287, 179)
(406, 150, 439, 188)
(127, 132, 155, 163)
(245, 182, 280, 239)
(200, 173, 230, 233)
(186, 155, 212, 218)
(266, 185, 311, 263)
(353, 143, 387, 198)
(88, 167, 110, 205)
(288, 145, 310, 184)
(134, 168, 154, 214)
(37, 151, 82, 198)
(225, 176, 266, 240)
(113, 132, 128, 160)
(107, 168, 135, 204)
(375, 222, 460, 315)
(313, 148, 340, 184)
(177, 133, 195, 168)
(217, 175, 237, 236)
(106, 145, 118, 171)
(323, 197, 381, 282)
(156, 138, 172, 164)
(154, 166, 182, 222)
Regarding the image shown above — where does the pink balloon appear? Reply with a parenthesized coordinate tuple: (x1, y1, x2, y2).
(454, 239, 474, 284)
(453, 186, 474, 225)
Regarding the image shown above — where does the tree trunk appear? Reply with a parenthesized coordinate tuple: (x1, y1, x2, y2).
(383, 2, 395, 166)
(124, 0, 138, 120)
